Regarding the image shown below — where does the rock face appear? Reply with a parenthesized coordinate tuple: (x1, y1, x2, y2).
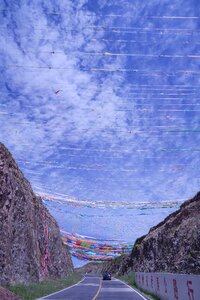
(130, 194, 200, 274)
(0, 143, 73, 285)
(103, 193, 200, 275)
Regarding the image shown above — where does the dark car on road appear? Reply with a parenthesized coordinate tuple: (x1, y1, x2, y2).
(102, 272, 111, 280)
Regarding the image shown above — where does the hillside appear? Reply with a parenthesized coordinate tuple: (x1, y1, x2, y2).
(101, 193, 200, 275)
(76, 262, 104, 275)
(0, 143, 73, 285)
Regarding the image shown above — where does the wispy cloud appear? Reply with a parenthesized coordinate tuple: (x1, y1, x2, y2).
(1, 0, 200, 263)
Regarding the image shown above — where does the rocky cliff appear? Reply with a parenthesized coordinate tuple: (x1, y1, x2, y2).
(0, 143, 73, 285)
(102, 193, 200, 275)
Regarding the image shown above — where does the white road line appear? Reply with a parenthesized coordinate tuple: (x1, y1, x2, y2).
(37, 276, 85, 300)
(101, 287, 133, 292)
(92, 278, 102, 300)
(78, 283, 99, 286)
(115, 278, 149, 300)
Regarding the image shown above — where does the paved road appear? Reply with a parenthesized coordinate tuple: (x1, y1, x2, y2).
(96, 278, 147, 300)
(40, 276, 100, 300)
(39, 275, 147, 300)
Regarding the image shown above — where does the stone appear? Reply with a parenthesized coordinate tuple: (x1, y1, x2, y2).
(99, 193, 200, 276)
(129, 193, 200, 274)
(0, 143, 73, 285)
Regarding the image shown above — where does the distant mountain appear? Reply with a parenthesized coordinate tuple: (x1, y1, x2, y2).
(0, 143, 73, 285)
(76, 262, 104, 275)
(100, 193, 200, 275)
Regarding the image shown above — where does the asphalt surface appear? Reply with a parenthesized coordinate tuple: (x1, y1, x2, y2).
(96, 278, 147, 300)
(40, 275, 148, 300)
(40, 276, 100, 300)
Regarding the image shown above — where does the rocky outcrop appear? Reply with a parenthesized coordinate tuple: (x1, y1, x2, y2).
(103, 193, 200, 275)
(129, 193, 200, 274)
(0, 143, 73, 285)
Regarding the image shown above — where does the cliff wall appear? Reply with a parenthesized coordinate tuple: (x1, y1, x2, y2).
(101, 193, 200, 276)
(129, 193, 200, 274)
(0, 143, 73, 285)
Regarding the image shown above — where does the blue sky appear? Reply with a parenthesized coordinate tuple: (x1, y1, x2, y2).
(1, 0, 200, 266)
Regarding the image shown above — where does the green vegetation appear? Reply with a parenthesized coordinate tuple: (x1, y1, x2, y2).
(117, 272, 160, 300)
(139, 287, 160, 300)
(116, 271, 136, 287)
(7, 272, 82, 300)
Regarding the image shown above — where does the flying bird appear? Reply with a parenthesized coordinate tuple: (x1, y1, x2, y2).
(54, 89, 63, 95)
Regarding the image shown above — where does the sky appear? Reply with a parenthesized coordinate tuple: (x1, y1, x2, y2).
(1, 0, 200, 266)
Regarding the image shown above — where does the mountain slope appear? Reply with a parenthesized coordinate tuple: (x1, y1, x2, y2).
(0, 143, 73, 285)
(102, 193, 200, 275)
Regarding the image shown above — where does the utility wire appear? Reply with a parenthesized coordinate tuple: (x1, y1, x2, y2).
(6, 64, 200, 76)
(23, 50, 200, 59)
(18, 144, 200, 153)
(87, 25, 200, 31)
(98, 52, 200, 59)
(2, 10, 198, 19)
(17, 159, 195, 173)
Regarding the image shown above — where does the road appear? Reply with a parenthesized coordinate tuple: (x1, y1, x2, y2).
(39, 275, 148, 300)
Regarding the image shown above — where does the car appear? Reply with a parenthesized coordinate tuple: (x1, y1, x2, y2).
(102, 272, 111, 280)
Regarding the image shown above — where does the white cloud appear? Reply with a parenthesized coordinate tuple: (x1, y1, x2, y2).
(1, 0, 200, 263)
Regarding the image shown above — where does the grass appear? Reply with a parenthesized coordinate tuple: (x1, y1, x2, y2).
(7, 272, 82, 300)
(116, 272, 136, 288)
(117, 272, 160, 300)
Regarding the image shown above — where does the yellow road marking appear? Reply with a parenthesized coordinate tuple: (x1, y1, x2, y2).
(92, 278, 102, 300)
